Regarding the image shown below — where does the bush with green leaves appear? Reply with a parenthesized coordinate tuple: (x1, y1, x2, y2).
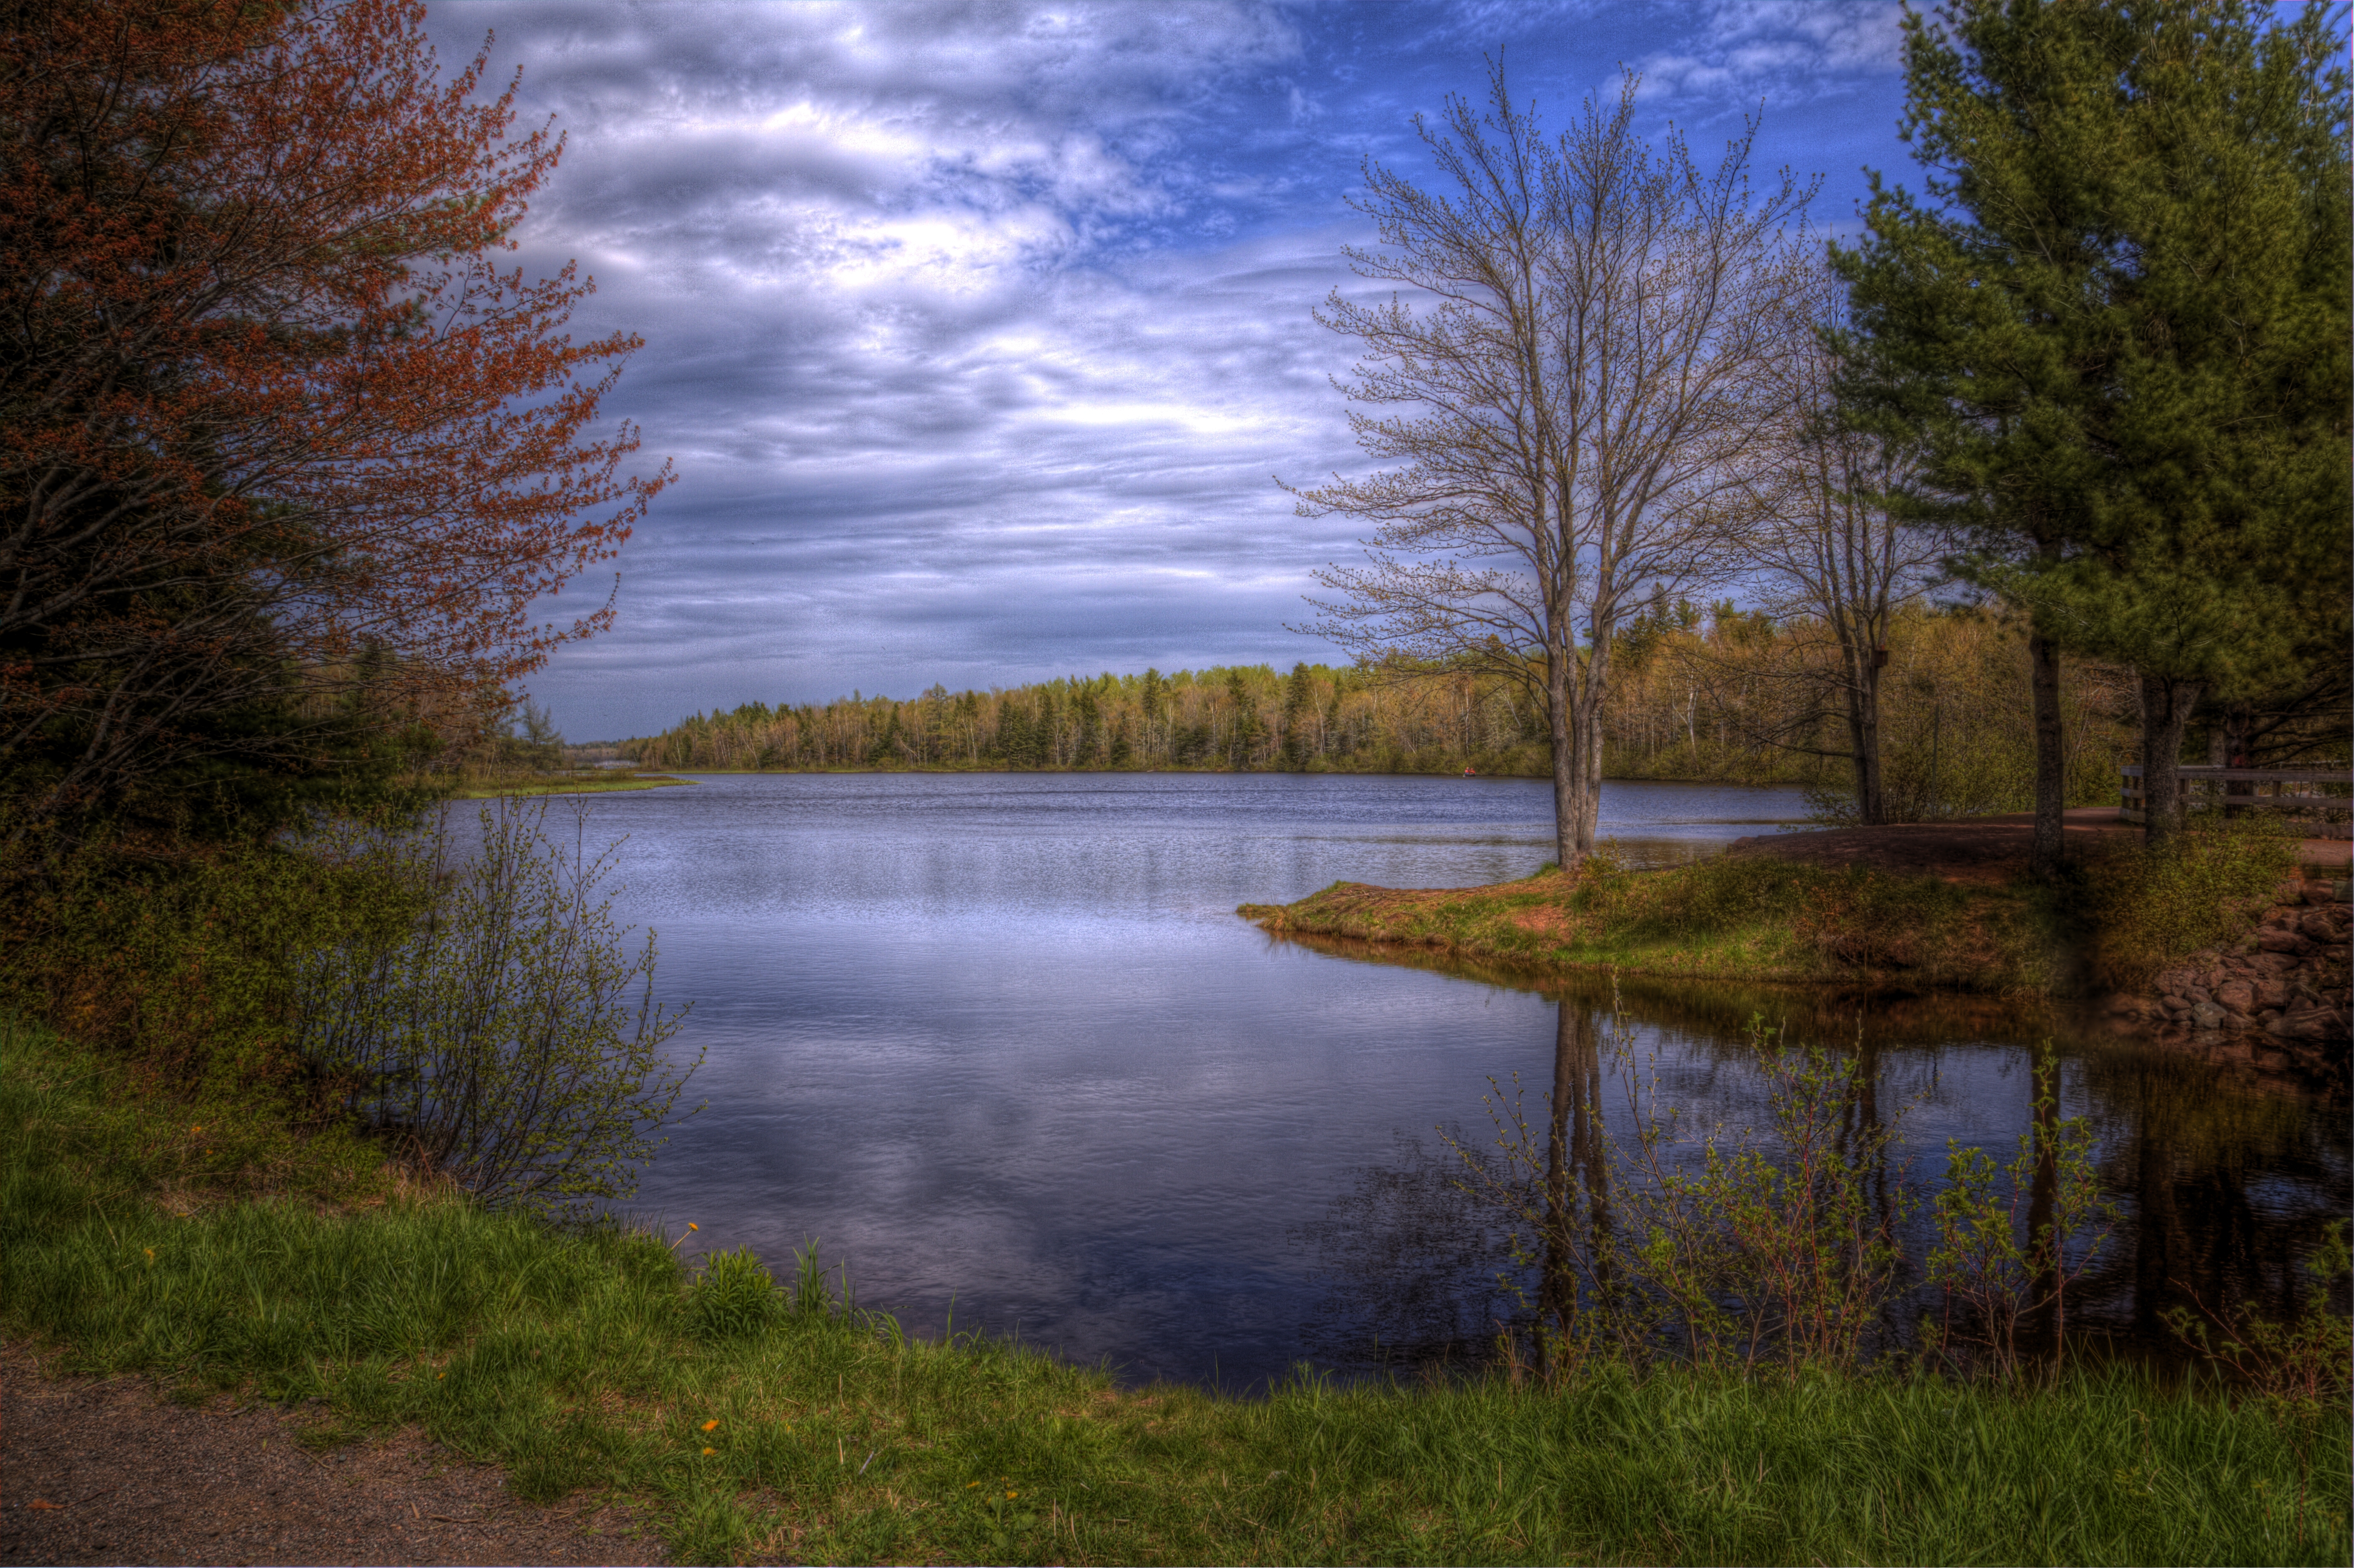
(290, 798, 699, 1219)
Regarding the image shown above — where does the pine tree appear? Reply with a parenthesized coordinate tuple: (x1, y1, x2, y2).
(1837, 0, 2349, 854)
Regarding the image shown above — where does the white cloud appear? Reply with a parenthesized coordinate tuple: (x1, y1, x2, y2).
(415, 3, 1910, 737)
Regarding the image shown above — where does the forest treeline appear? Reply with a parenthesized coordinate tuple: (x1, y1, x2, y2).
(628, 603, 2175, 821)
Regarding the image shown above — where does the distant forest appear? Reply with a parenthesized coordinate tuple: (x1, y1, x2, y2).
(629, 603, 2160, 821)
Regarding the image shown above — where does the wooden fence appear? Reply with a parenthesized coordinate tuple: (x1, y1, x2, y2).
(2118, 765, 2353, 838)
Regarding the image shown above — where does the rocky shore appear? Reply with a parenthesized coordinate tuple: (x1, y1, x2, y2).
(2104, 875, 2352, 1082)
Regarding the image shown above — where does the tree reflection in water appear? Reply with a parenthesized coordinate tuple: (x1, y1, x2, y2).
(1287, 957, 2347, 1380)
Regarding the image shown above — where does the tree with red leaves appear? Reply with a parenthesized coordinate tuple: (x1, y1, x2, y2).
(0, 0, 667, 839)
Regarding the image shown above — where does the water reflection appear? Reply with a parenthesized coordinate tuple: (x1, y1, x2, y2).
(569, 772, 2338, 1388)
(1289, 958, 2348, 1376)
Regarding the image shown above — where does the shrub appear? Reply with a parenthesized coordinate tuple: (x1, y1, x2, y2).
(290, 798, 701, 1219)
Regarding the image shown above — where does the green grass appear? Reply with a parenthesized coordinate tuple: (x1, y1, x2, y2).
(3, 1018, 2344, 1565)
(1244, 854, 2054, 992)
(451, 773, 696, 799)
(1243, 821, 2307, 999)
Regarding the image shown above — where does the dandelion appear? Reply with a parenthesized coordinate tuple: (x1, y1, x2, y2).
(1006, 1491, 1018, 1500)
(702, 1446, 717, 1457)
(143, 1248, 154, 1260)
(701, 1419, 720, 1432)
(437, 1372, 446, 1380)
(966, 1482, 980, 1489)
(688, 1222, 699, 1232)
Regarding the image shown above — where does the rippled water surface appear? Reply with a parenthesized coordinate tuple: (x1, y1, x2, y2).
(567, 772, 2346, 1387)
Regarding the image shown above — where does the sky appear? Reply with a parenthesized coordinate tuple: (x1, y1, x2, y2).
(422, 1, 1917, 741)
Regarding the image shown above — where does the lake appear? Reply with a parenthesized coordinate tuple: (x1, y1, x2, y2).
(565, 771, 2347, 1388)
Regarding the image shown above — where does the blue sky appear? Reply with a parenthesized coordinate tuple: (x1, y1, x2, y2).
(425, 1, 1915, 740)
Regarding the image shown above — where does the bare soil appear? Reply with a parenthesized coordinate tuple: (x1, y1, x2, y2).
(0, 1344, 666, 1567)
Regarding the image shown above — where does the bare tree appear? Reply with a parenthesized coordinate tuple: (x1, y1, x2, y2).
(1725, 256, 1943, 825)
(1289, 66, 1812, 870)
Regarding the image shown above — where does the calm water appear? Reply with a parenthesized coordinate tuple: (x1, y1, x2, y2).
(567, 773, 2346, 1388)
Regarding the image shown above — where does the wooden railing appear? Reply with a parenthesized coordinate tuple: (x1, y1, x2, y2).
(2118, 765, 2353, 838)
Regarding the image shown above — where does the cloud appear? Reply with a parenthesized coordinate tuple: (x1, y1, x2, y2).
(1633, 2, 1904, 108)
(418, 3, 1909, 739)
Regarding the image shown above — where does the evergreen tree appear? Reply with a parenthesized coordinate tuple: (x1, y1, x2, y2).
(1837, 0, 2349, 854)
(1280, 662, 1314, 770)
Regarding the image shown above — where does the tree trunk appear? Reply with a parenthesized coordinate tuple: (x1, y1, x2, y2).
(1548, 648, 1580, 872)
(2028, 631, 2066, 876)
(1578, 703, 1604, 853)
(2219, 699, 2255, 818)
(2137, 671, 2203, 846)
(1843, 638, 1888, 826)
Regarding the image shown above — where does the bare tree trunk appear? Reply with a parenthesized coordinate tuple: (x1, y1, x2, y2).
(1548, 651, 1579, 870)
(2138, 671, 2203, 846)
(2028, 631, 2066, 875)
(1843, 638, 1889, 826)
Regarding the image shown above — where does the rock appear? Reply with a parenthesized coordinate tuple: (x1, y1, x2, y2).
(2269, 1004, 2349, 1043)
(2254, 978, 2293, 1012)
(2249, 952, 2298, 975)
(2185, 984, 2214, 1006)
(2276, 879, 2309, 902)
(2258, 928, 2311, 955)
(2300, 909, 2349, 944)
(2221, 1010, 2256, 1031)
(2215, 979, 2256, 1013)
(2190, 1001, 2228, 1031)
(2301, 882, 2340, 906)
(2153, 966, 2198, 995)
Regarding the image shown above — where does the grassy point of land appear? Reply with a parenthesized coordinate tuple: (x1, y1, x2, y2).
(451, 773, 697, 799)
(1241, 821, 2306, 999)
(1242, 857, 2053, 994)
(6, 1016, 2345, 1567)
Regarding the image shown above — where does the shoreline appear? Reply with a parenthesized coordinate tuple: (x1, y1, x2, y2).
(1239, 814, 2352, 1087)
(5, 1017, 2342, 1568)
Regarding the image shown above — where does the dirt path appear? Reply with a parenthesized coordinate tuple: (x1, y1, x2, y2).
(0, 1345, 666, 1567)
(1725, 805, 2350, 884)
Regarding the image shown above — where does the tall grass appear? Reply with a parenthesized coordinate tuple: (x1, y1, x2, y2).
(4, 1016, 2345, 1566)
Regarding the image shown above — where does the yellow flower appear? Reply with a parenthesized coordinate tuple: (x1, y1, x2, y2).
(966, 1481, 979, 1489)
(688, 1221, 699, 1232)
(1005, 1491, 1018, 1500)
(702, 1446, 716, 1456)
(701, 1419, 720, 1432)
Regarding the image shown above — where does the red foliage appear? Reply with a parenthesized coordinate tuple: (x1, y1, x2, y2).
(0, 0, 667, 824)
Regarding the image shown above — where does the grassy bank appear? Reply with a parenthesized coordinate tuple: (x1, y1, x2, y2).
(1244, 856, 2053, 993)
(450, 772, 695, 799)
(5, 1018, 2345, 1566)
(1240, 828, 2303, 996)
